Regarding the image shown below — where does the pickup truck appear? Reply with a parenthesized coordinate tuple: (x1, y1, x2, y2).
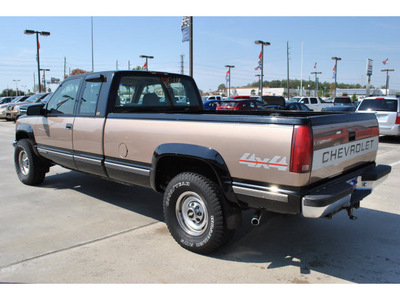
(13, 70, 391, 254)
(291, 97, 331, 111)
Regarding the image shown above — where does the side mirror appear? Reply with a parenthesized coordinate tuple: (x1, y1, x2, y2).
(26, 104, 46, 116)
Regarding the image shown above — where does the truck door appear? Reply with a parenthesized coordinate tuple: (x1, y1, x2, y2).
(35, 78, 82, 170)
(72, 76, 107, 177)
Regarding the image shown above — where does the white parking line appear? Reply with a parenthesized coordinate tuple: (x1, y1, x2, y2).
(390, 160, 400, 167)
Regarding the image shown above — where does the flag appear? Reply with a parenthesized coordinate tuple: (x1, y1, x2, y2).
(332, 64, 336, 79)
(225, 70, 230, 83)
(255, 52, 262, 70)
(181, 16, 190, 43)
(314, 62, 317, 69)
(382, 58, 389, 65)
(143, 62, 147, 70)
(255, 61, 262, 70)
(42, 74, 45, 85)
(38, 41, 40, 49)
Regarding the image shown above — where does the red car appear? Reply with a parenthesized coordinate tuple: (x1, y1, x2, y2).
(216, 100, 259, 111)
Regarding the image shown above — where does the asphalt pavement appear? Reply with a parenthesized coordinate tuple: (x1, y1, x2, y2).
(0, 119, 399, 285)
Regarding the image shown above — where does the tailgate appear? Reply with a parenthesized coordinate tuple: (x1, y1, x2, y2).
(309, 114, 379, 184)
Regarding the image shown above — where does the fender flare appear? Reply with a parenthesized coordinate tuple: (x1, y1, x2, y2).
(151, 143, 238, 205)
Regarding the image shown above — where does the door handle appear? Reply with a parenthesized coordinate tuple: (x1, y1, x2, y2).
(66, 123, 73, 130)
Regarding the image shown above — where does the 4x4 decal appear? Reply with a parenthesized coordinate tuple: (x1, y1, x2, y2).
(239, 153, 288, 171)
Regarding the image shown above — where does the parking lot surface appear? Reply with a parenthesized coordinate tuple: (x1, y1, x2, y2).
(0, 119, 399, 284)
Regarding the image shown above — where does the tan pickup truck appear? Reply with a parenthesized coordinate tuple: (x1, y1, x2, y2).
(13, 71, 391, 254)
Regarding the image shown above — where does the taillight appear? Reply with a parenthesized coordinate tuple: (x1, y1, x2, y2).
(396, 113, 400, 125)
(290, 125, 313, 173)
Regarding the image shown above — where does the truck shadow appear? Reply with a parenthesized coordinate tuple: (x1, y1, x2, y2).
(40, 170, 400, 283)
(215, 209, 400, 283)
(41, 169, 164, 222)
(379, 135, 400, 144)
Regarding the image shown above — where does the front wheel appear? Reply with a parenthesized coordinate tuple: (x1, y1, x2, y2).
(14, 139, 46, 185)
(163, 172, 234, 254)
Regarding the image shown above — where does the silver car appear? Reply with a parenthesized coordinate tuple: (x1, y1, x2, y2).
(356, 96, 400, 136)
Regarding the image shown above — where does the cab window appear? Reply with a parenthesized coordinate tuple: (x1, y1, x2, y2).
(78, 81, 102, 116)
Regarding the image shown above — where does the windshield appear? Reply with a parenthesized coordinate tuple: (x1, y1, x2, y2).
(40, 93, 53, 104)
(25, 94, 46, 103)
(358, 99, 398, 112)
(220, 102, 238, 107)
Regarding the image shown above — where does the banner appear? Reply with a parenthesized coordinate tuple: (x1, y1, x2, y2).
(181, 17, 190, 43)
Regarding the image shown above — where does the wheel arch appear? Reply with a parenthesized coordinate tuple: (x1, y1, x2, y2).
(151, 143, 238, 205)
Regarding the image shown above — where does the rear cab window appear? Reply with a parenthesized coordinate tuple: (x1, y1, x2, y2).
(114, 74, 201, 112)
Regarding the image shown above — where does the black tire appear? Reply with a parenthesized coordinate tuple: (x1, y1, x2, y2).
(163, 172, 234, 254)
(14, 139, 46, 185)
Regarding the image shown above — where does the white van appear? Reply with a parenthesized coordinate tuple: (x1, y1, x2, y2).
(356, 96, 400, 136)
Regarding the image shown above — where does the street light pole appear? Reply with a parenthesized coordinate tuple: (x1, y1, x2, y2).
(140, 55, 154, 71)
(13, 79, 20, 96)
(331, 56, 341, 98)
(381, 69, 395, 96)
(24, 30, 50, 93)
(311, 71, 322, 97)
(224, 65, 234, 97)
(255, 75, 261, 96)
(254, 40, 270, 97)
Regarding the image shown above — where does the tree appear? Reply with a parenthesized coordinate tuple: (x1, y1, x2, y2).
(217, 83, 226, 91)
(70, 68, 89, 76)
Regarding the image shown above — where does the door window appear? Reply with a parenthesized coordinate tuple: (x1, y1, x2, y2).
(46, 78, 81, 115)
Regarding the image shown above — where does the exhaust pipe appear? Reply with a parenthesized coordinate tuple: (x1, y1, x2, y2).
(251, 210, 263, 226)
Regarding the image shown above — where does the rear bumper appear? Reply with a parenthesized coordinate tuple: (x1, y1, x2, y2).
(232, 163, 391, 218)
(379, 124, 400, 136)
(302, 164, 391, 218)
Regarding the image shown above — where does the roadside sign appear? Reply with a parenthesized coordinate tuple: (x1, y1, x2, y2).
(367, 59, 373, 76)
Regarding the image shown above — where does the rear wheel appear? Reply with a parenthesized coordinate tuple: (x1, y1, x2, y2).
(163, 172, 234, 254)
(14, 139, 46, 185)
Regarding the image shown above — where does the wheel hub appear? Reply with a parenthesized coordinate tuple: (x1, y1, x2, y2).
(176, 192, 209, 236)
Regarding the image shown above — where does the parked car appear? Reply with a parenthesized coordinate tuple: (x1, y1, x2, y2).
(0, 96, 15, 104)
(334, 96, 353, 106)
(5, 93, 48, 121)
(356, 96, 400, 136)
(322, 106, 356, 112)
(202, 95, 223, 103)
(203, 99, 222, 110)
(285, 102, 312, 111)
(294, 97, 331, 111)
(224, 95, 251, 101)
(216, 99, 259, 111)
(0, 96, 28, 119)
(16, 93, 53, 120)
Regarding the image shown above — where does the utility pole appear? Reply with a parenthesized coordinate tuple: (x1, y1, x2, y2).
(180, 54, 185, 74)
(311, 71, 322, 97)
(225, 65, 234, 97)
(91, 16, 94, 72)
(287, 41, 290, 100)
(116, 60, 118, 71)
(40, 68, 50, 92)
(13, 79, 20, 96)
(381, 69, 395, 96)
(366, 59, 373, 97)
(63, 58, 66, 78)
(331, 56, 341, 98)
(189, 17, 193, 77)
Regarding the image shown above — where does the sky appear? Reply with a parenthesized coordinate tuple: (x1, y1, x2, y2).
(1, 1, 400, 94)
